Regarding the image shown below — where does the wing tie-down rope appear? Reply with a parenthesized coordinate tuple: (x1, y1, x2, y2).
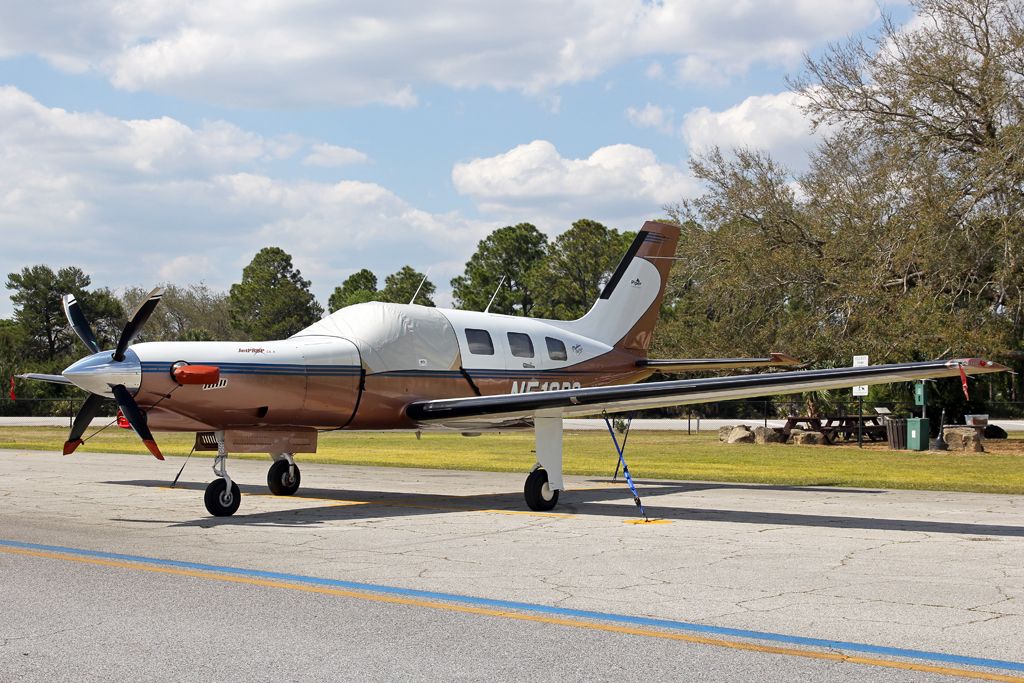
(603, 412, 647, 522)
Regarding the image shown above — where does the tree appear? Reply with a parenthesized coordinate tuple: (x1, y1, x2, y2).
(228, 247, 323, 340)
(451, 224, 548, 315)
(789, 0, 1024, 390)
(378, 266, 435, 306)
(121, 283, 236, 342)
(529, 219, 635, 319)
(6, 265, 124, 360)
(328, 269, 379, 311)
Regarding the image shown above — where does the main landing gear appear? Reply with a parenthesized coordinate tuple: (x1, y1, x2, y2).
(524, 416, 565, 512)
(204, 431, 240, 517)
(267, 454, 301, 496)
(524, 466, 558, 511)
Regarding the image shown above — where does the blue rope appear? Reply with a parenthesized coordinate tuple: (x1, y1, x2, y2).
(603, 414, 647, 521)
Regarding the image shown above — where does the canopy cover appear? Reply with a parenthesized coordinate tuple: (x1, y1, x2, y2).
(294, 302, 460, 374)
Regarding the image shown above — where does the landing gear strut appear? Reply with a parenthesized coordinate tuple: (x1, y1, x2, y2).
(204, 431, 240, 517)
(524, 416, 564, 511)
(268, 454, 301, 496)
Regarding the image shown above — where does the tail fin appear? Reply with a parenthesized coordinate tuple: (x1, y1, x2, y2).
(551, 221, 679, 352)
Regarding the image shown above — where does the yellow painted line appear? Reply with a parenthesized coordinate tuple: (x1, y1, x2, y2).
(624, 519, 672, 525)
(3, 545, 1021, 683)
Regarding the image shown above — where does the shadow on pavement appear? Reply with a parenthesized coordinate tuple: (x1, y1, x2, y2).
(106, 478, 1024, 537)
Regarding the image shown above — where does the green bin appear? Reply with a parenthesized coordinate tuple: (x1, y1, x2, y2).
(907, 417, 930, 451)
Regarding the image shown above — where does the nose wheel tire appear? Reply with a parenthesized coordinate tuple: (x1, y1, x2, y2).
(204, 478, 241, 517)
(268, 459, 301, 496)
(524, 468, 559, 511)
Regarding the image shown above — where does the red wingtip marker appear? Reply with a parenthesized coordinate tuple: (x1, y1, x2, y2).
(143, 440, 164, 460)
(63, 439, 83, 456)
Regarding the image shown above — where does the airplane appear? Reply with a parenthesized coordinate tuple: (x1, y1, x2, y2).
(18, 221, 1008, 517)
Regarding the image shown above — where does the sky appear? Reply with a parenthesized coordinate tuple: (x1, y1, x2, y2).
(0, 1, 913, 317)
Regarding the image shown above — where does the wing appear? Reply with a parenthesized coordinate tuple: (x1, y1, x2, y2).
(637, 352, 800, 372)
(406, 358, 1006, 430)
(17, 373, 73, 385)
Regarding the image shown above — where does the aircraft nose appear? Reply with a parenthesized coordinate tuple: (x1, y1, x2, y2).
(63, 348, 142, 396)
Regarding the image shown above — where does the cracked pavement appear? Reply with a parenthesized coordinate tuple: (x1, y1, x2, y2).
(0, 448, 1022, 680)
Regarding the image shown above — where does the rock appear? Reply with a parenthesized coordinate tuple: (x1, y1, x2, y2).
(943, 427, 985, 452)
(791, 430, 824, 445)
(726, 425, 755, 444)
(754, 425, 785, 444)
(718, 425, 735, 442)
(984, 424, 1008, 440)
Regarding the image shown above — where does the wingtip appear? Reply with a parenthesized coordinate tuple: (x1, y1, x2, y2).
(143, 439, 164, 460)
(62, 439, 83, 456)
(947, 358, 1010, 373)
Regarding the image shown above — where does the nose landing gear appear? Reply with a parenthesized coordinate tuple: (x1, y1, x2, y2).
(204, 431, 240, 517)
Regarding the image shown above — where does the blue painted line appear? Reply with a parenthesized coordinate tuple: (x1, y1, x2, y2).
(2, 538, 1021, 673)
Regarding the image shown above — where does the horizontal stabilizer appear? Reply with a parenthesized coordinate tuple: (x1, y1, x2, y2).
(638, 352, 800, 372)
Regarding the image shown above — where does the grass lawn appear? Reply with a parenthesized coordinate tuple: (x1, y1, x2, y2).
(2, 426, 1023, 495)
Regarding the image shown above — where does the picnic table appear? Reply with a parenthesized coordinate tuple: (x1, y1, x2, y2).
(774, 415, 888, 445)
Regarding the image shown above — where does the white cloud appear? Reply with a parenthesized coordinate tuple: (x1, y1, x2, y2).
(0, 1, 881, 106)
(681, 91, 829, 168)
(452, 140, 697, 228)
(0, 87, 488, 316)
(302, 143, 369, 167)
(625, 104, 675, 135)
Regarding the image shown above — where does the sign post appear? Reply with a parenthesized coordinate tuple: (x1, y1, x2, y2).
(852, 355, 869, 448)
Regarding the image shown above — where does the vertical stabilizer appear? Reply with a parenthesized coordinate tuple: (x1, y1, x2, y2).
(549, 221, 679, 352)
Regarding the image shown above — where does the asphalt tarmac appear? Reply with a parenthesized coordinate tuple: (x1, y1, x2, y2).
(1, 449, 1022, 682)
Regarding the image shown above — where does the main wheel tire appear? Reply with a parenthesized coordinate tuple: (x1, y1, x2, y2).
(524, 468, 559, 511)
(204, 478, 241, 517)
(267, 459, 301, 496)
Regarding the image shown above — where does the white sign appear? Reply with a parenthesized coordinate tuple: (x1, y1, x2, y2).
(852, 355, 869, 397)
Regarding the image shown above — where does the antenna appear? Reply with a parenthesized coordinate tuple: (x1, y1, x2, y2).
(409, 268, 431, 305)
(483, 275, 506, 314)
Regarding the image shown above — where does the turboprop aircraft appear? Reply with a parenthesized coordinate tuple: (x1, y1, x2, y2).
(19, 221, 1008, 517)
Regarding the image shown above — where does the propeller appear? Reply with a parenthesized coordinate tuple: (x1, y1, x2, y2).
(62, 393, 106, 455)
(62, 294, 100, 354)
(111, 385, 163, 460)
(59, 287, 165, 459)
(114, 288, 164, 361)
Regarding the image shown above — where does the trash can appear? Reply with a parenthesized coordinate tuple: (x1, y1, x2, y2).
(885, 418, 907, 450)
(907, 417, 930, 451)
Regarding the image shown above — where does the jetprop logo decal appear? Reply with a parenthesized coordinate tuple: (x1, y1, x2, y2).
(238, 347, 270, 354)
(572, 344, 583, 355)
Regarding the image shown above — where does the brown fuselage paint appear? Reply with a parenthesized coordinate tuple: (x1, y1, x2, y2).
(138, 349, 653, 432)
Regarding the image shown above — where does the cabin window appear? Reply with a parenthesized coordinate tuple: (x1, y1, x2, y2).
(507, 332, 535, 358)
(465, 328, 494, 355)
(546, 337, 567, 361)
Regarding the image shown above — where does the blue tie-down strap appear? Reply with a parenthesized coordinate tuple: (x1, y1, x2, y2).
(603, 414, 647, 521)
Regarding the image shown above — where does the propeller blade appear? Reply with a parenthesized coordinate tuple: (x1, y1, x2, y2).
(63, 393, 106, 455)
(62, 294, 100, 355)
(111, 384, 163, 460)
(113, 287, 164, 361)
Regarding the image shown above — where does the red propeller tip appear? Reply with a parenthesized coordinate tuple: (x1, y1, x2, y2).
(143, 439, 164, 460)
(62, 439, 83, 456)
